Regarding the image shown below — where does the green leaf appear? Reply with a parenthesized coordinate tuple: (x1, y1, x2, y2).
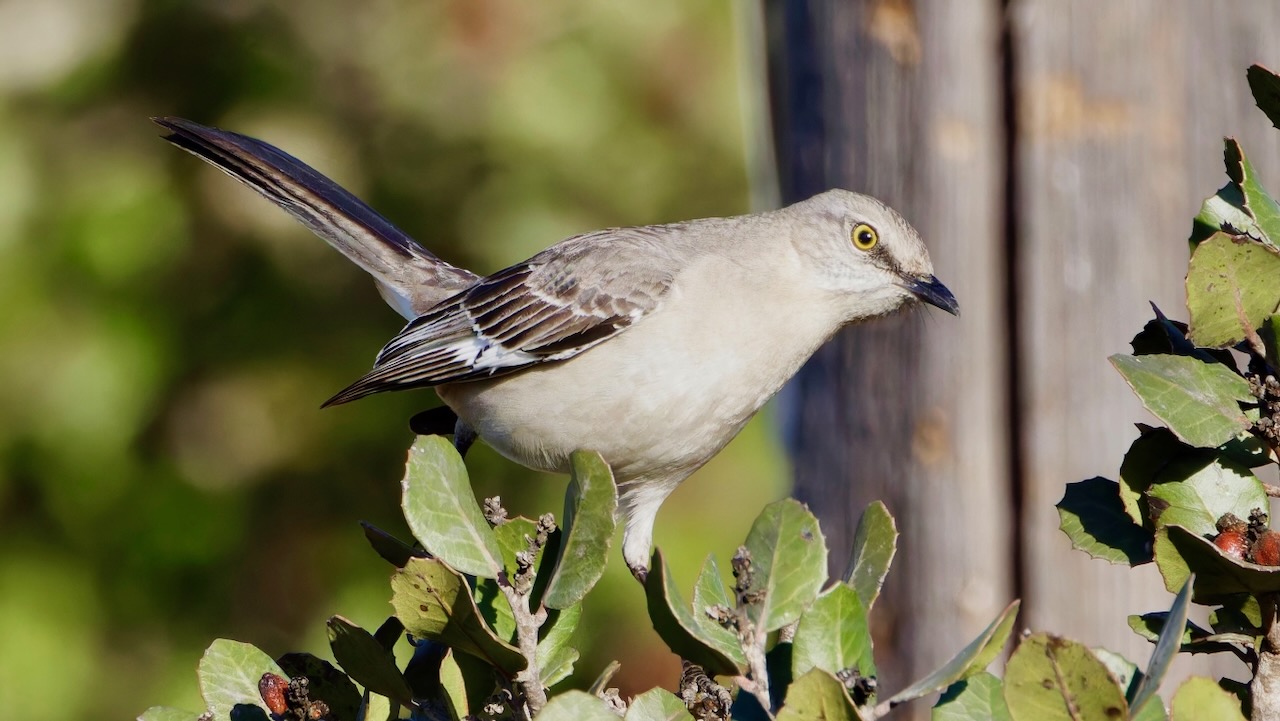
(1170, 676, 1247, 721)
(438, 650, 469, 721)
(373, 616, 403, 651)
(1187, 233, 1280, 348)
(1127, 614, 1243, 655)
(537, 603, 582, 688)
(1145, 456, 1266, 537)
(1135, 696, 1170, 721)
(490, 517, 540, 573)
(1087, 649, 1165, 721)
(1118, 428, 1197, 527)
(1192, 181, 1254, 247)
(1131, 315, 1190, 356)
(276, 652, 362, 721)
(932, 673, 1011, 721)
(1003, 634, 1129, 721)
(197, 639, 285, 719)
(743, 499, 829, 632)
(1248, 64, 1280, 130)
(390, 557, 526, 674)
(1267, 314, 1280, 368)
(776, 669, 866, 721)
(1211, 595, 1263, 633)
(1056, 478, 1153, 565)
(1129, 579, 1192, 713)
(1131, 306, 1242, 370)
(1192, 138, 1280, 248)
(473, 577, 516, 642)
(401, 435, 504, 578)
(361, 521, 423, 568)
(588, 660, 621, 696)
(1218, 678, 1253, 718)
(1219, 431, 1274, 468)
(1154, 525, 1280, 600)
(326, 616, 414, 709)
(1109, 354, 1252, 448)
(137, 708, 202, 721)
(690, 555, 748, 668)
(1223, 140, 1280, 246)
(886, 600, 1020, 707)
(625, 688, 695, 721)
(359, 692, 393, 721)
(453, 652, 502, 714)
(791, 584, 875, 685)
(535, 690, 622, 721)
(543, 450, 618, 609)
(644, 549, 741, 676)
(1091, 647, 1141, 693)
(844, 501, 897, 609)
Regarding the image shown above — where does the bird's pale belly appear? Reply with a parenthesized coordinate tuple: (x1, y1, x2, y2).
(437, 325, 805, 484)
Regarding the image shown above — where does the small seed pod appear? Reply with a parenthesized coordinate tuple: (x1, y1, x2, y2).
(1217, 513, 1247, 534)
(259, 673, 290, 716)
(1252, 531, 1280, 566)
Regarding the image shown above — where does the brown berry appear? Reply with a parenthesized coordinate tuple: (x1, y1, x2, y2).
(1214, 528, 1249, 560)
(1252, 531, 1280, 566)
(259, 673, 289, 715)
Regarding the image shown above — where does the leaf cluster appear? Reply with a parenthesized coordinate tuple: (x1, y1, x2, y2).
(1050, 63, 1280, 721)
(143, 436, 1024, 721)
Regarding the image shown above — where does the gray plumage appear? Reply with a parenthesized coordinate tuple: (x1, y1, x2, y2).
(156, 117, 958, 577)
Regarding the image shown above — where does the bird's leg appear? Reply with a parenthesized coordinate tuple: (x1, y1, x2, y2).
(453, 419, 478, 457)
(619, 478, 682, 584)
(628, 561, 649, 584)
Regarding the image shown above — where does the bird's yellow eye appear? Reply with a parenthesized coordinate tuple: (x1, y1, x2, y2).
(851, 223, 878, 251)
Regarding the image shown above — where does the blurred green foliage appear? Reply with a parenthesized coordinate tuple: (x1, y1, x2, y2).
(0, 1, 784, 719)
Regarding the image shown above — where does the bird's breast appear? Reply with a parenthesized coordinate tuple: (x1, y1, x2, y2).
(437, 256, 837, 482)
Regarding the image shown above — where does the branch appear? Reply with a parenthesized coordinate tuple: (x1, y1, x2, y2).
(730, 547, 775, 719)
(1250, 594, 1280, 721)
(491, 506, 556, 718)
(499, 579, 548, 717)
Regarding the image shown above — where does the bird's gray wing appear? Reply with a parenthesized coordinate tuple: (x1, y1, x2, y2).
(154, 117, 479, 318)
(323, 228, 678, 405)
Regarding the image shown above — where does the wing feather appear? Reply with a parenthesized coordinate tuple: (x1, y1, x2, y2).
(323, 228, 678, 406)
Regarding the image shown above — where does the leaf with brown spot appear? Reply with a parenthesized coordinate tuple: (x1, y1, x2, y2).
(1002, 633, 1130, 721)
(1187, 233, 1280, 349)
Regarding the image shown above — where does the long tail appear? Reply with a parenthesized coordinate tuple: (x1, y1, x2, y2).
(154, 117, 478, 318)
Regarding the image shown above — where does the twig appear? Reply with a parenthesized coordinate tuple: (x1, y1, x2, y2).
(1266, 484, 1280, 499)
(1250, 593, 1280, 721)
(778, 620, 799, 644)
(498, 580, 548, 717)
(734, 676, 775, 720)
(491, 507, 555, 718)
(730, 547, 774, 718)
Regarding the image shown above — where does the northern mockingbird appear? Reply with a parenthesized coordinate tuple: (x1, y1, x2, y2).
(156, 117, 958, 577)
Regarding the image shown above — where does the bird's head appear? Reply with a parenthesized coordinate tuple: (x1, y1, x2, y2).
(788, 189, 959, 322)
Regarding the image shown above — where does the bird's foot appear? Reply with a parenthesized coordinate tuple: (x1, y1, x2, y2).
(627, 561, 649, 584)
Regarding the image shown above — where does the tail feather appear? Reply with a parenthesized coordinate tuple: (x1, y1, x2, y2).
(154, 117, 478, 318)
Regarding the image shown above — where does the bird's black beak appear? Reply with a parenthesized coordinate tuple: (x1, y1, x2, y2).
(906, 275, 959, 315)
